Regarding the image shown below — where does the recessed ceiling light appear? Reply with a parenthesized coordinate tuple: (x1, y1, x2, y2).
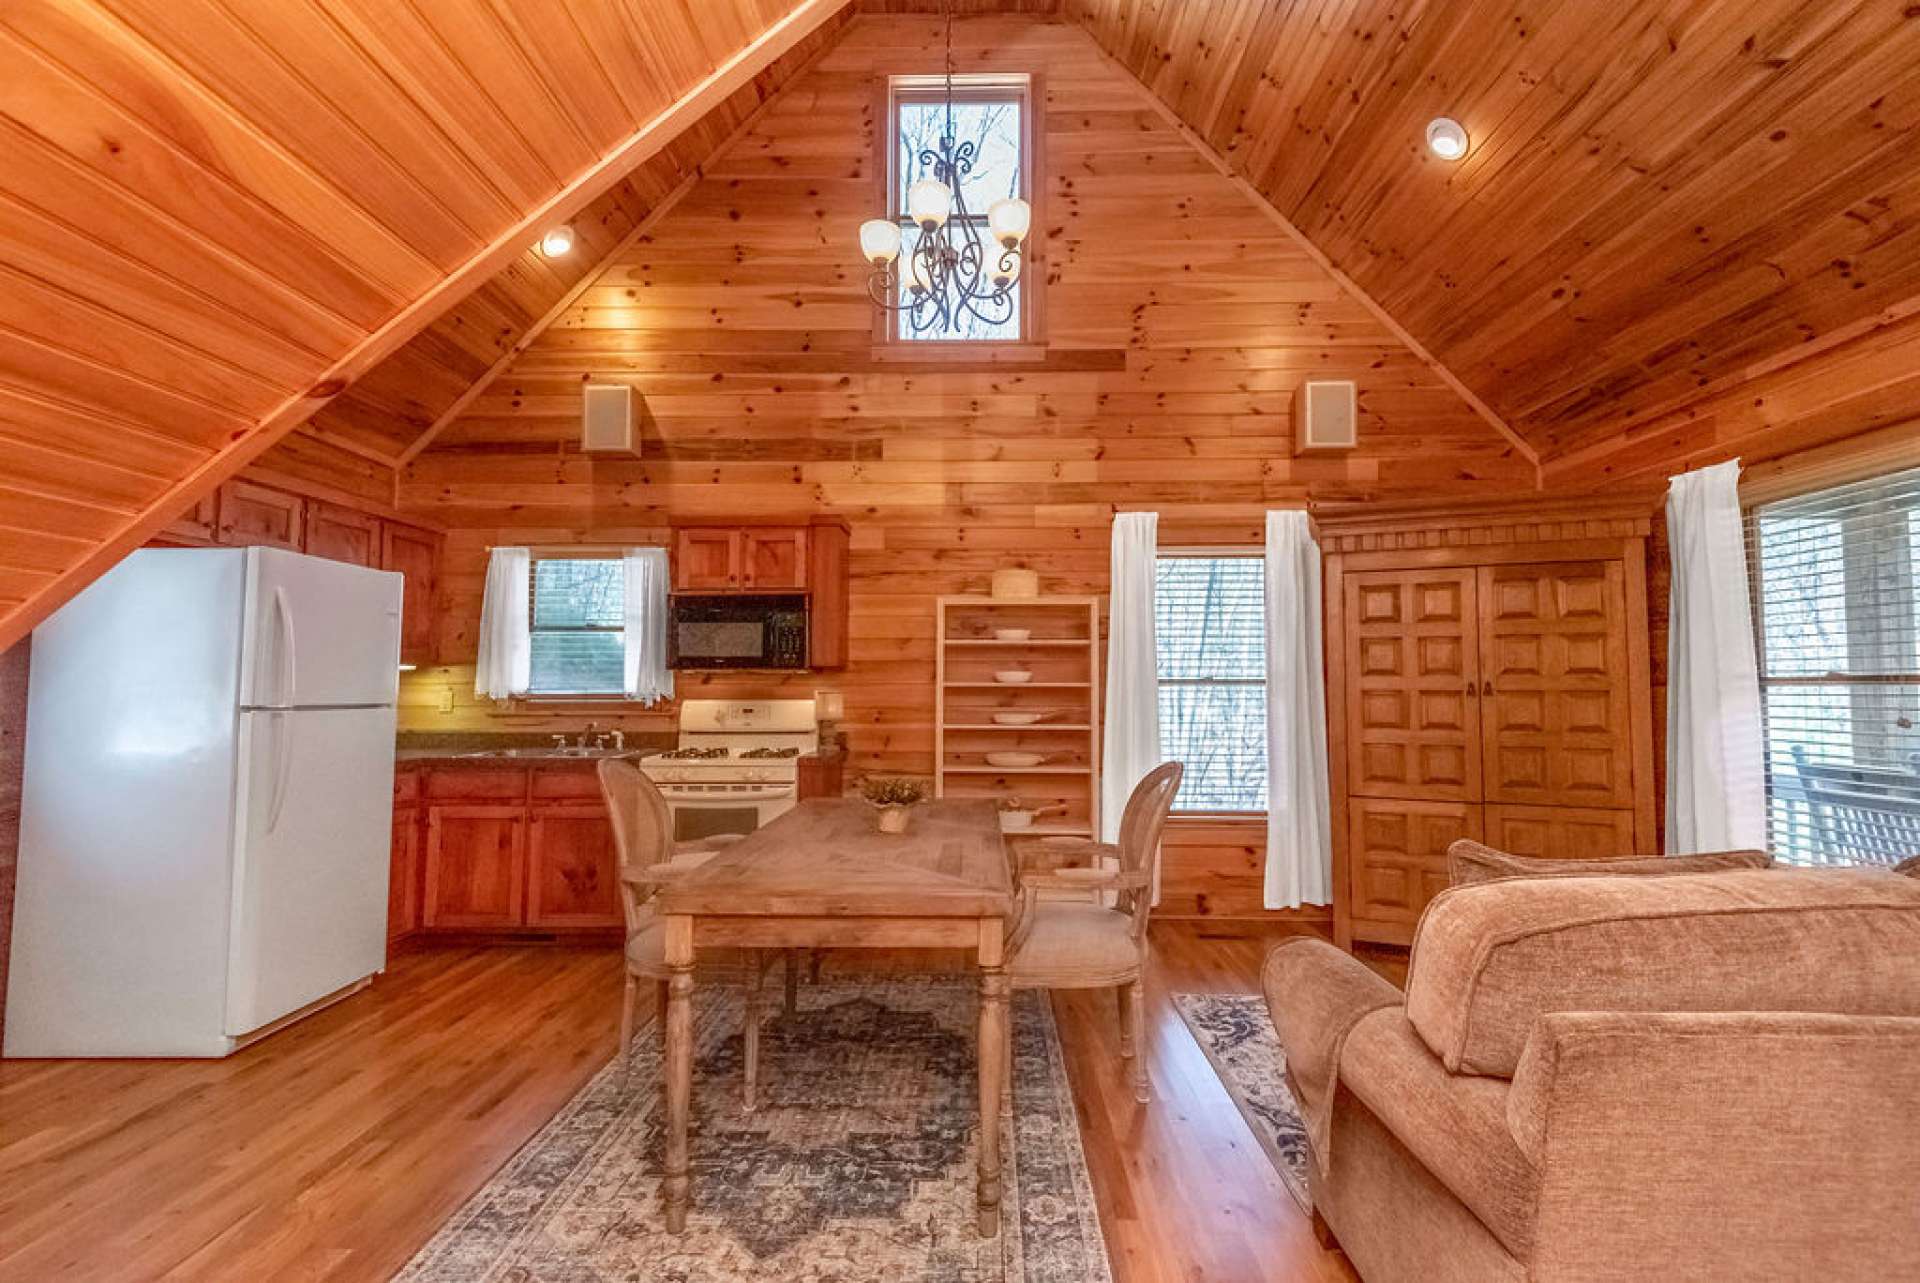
(1426, 117, 1469, 161)
(539, 225, 575, 257)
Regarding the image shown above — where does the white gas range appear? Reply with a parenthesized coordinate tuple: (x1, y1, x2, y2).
(638, 699, 818, 842)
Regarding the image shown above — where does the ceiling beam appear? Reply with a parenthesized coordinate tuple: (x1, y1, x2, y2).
(1072, 23, 1543, 483)
(0, 0, 854, 654)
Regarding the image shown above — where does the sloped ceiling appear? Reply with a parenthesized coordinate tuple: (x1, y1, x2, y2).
(0, 0, 850, 649)
(1067, 0, 1920, 466)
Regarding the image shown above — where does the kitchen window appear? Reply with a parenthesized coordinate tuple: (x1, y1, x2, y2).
(885, 75, 1032, 343)
(1748, 464, 1920, 866)
(1156, 553, 1267, 812)
(528, 556, 627, 697)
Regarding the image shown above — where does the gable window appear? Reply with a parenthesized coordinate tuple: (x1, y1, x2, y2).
(529, 555, 627, 697)
(886, 74, 1031, 343)
(1156, 553, 1267, 812)
(1749, 465, 1920, 866)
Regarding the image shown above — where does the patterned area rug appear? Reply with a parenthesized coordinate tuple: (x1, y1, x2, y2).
(1172, 993, 1312, 1211)
(398, 974, 1112, 1283)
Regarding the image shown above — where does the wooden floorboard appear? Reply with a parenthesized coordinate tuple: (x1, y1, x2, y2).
(0, 922, 1386, 1282)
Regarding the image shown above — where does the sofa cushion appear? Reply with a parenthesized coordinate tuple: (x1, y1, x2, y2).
(1340, 1008, 1538, 1258)
(1405, 868, 1920, 1076)
(1448, 840, 1771, 887)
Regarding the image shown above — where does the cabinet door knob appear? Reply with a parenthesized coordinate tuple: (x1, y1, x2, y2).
(1482, 679, 1493, 696)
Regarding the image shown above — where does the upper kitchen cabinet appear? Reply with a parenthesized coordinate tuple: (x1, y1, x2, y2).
(305, 502, 383, 568)
(742, 528, 807, 590)
(675, 528, 741, 591)
(216, 481, 304, 551)
(381, 523, 442, 667)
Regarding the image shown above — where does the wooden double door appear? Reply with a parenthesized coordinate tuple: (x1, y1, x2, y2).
(1335, 557, 1654, 944)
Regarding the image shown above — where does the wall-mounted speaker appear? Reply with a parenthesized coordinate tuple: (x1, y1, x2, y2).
(582, 383, 636, 454)
(1293, 379, 1357, 453)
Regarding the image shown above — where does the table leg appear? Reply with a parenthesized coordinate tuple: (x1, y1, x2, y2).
(663, 916, 694, 1233)
(976, 919, 1007, 1238)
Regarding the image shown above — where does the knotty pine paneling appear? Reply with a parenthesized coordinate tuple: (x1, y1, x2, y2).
(0, 0, 842, 651)
(394, 15, 1527, 919)
(1068, 0, 1920, 464)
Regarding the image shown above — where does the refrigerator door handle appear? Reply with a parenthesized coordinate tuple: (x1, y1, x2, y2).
(267, 711, 294, 835)
(274, 586, 298, 708)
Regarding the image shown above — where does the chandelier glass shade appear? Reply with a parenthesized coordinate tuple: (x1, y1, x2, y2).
(859, 3, 1031, 338)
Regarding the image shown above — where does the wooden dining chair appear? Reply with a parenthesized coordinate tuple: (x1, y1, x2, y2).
(1004, 760, 1184, 1102)
(597, 758, 779, 1108)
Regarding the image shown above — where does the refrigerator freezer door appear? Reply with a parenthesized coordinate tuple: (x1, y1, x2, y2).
(225, 706, 396, 1037)
(241, 547, 403, 709)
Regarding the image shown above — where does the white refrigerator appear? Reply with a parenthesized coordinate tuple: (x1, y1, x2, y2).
(4, 547, 403, 1058)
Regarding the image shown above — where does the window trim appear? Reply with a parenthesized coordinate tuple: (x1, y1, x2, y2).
(526, 551, 627, 699)
(872, 71, 1045, 351)
(1155, 546, 1268, 817)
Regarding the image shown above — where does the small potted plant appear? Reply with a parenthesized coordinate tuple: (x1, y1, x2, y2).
(861, 775, 928, 834)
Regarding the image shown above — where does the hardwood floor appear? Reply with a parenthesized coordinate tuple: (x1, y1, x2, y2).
(0, 922, 1386, 1282)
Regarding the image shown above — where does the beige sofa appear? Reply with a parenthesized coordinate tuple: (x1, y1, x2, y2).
(1263, 861, 1920, 1282)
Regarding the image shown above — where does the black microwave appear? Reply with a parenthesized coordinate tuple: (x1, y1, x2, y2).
(668, 594, 809, 670)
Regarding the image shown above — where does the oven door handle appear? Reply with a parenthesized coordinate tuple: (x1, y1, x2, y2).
(661, 786, 796, 803)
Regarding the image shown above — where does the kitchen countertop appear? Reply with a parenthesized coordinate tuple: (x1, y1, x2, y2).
(395, 747, 646, 767)
(395, 730, 676, 768)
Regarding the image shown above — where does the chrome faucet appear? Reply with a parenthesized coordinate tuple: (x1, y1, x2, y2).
(611, 729, 626, 752)
(575, 722, 599, 750)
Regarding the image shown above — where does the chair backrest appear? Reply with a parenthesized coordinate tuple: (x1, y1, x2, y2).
(597, 757, 674, 934)
(1117, 761, 1183, 938)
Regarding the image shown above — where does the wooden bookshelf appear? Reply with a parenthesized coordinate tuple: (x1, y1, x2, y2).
(935, 595, 1101, 841)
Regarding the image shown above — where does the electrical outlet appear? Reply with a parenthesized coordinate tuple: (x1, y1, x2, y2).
(437, 687, 454, 714)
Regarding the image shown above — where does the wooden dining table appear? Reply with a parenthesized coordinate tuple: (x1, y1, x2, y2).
(652, 797, 1016, 1236)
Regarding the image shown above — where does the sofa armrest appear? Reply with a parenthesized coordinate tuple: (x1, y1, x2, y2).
(1508, 1010, 1920, 1281)
(1261, 939, 1402, 1171)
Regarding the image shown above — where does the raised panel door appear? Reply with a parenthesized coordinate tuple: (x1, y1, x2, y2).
(423, 805, 526, 929)
(1477, 562, 1634, 808)
(675, 529, 740, 591)
(217, 480, 303, 550)
(1347, 797, 1481, 935)
(741, 528, 808, 589)
(527, 806, 623, 928)
(1482, 804, 1637, 859)
(389, 804, 421, 940)
(1343, 569, 1482, 802)
(156, 493, 219, 546)
(306, 502, 381, 567)
(381, 522, 441, 666)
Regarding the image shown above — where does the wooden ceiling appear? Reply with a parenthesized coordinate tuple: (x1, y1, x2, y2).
(7, 0, 1920, 646)
(1067, 0, 1920, 464)
(0, 0, 849, 648)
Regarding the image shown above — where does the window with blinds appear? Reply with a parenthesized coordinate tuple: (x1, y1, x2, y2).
(529, 557, 626, 696)
(1749, 465, 1920, 867)
(1156, 554, 1267, 812)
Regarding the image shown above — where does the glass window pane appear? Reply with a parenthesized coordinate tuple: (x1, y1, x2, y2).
(1155, 556, 1268, 810)
(1159, 683, 1268, 811)
(896, 226, 1021, 341)
(897, 99, 1022, 214)
(529, 558, 626, 695)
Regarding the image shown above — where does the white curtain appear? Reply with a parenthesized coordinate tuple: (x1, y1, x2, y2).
(1666, 459, 1767, 851)
(474, 546, 531, 700)
(623, 546, 674, 705)
(1263, 511, 1333, 907)
(1102, 512, 1161, 845)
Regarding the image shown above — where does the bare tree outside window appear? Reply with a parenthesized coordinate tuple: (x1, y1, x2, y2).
(1156, 556, 1267, 810)
(529, 558, 626, 696)
(892, 94, 1024, 341)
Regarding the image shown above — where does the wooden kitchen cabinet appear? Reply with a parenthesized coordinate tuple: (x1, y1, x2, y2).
(389, 804, 422, 940)
(156, 492, 219, 546)
(423, 805, 527, 929)
(306, 501, 382, 567)
(216, 480, 304, 550)
(675, 528, 741, 590)
(527, 806, 623, 927)
(414, 764, 622, 936)
(742, 527, 807, 589)
(381, 522, 442, 666)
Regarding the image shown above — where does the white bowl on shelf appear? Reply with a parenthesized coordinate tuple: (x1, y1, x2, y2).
(994, 670, 1033, 684)
(992, 711, 1045, 726)
(987, 751, 1046, 768)
(993, 628, 1031, 642)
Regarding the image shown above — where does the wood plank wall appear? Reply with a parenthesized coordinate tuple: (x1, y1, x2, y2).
(394, 13, 1535, 919)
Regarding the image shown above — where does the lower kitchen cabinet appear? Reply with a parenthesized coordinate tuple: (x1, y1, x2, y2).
(424, 805, 527, 929)
(389, 804, 422, 940)
(406, 763, 624, 937)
